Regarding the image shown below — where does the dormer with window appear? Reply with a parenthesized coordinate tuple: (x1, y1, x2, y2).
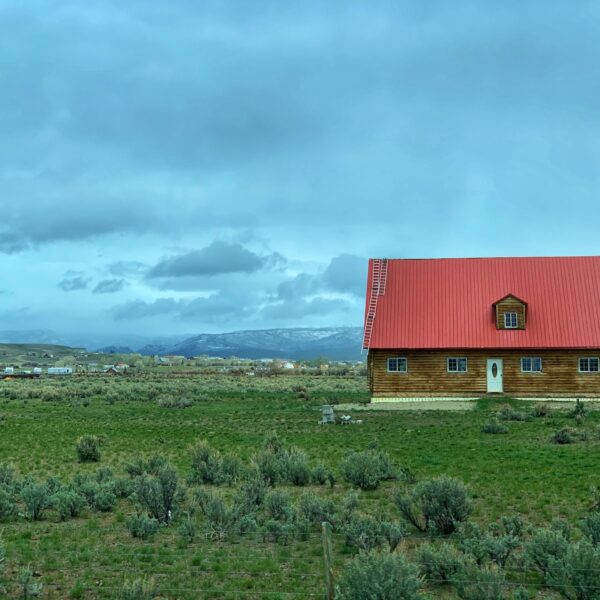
(493, 294, 527, 330)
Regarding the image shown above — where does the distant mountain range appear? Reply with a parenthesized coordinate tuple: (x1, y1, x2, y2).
(0, 327, 365, 361)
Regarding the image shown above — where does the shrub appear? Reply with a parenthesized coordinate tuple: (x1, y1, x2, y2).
(252, 450, 282, 486)
(342, 514, 386, 552)
(127, 513, 159, 540)
(336, 551, 423, 600)
(119, 578, 156, 600)
(340, 447, 394, 490)
(53, 490, 86, 520)
(458, 522, 519, 567)
(481, 419, 509, 434)
(0, 463, 16, 487)
(280, 447, 311, 486)
(0, 487, 16, 521)
(395, 477, 472, 535)
(178, 513, 196, 544)
(262, 519, 295, 544)
(17, 566, 42, 598)
(218, 454, 243, 486)
(381, 520, 405, 552)
(524, 525, 570, 579)
(190, 441, 222, 485)
(76, 435, 101, 462)
(416, 542, 472, 585)
(297, 492, 337, 527)
(531, 404, 551, 418)
(551, 427, 579, 445)
(545, 540, 600, 600)
(198, 491, 241, 541)
(157, 397, 192, 409)
(134, 464, 179, 524)
(454, 564, 506, 600)
(569, 398, 587, 418)
(311, 463, 330, 485)
(93, 487, 117, 512)
(21, 483, 52, 521)
(264, 490, 292, 522)
(579, 512, 600, 547)
(497, 406, 530, 422)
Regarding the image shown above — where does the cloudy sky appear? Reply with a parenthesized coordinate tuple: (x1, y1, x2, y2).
(1, 1, 600, 338)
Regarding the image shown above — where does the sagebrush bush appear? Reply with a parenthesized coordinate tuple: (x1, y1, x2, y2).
(342, 514, 385, 552)
(76, 435, 101, 462)
(497, 406, 530, 422)
(336, 551, 423, 600)
(545, 540, 600, 600)
(21, 482, 52, 521)
(0, 487, 16, 521)
(297, 492, 337, 526)
(0, 463, 15, 487)
(551, 427, 579, 445)
(178, 513, 196, 544)
(453, 564, 506, 600)
(190, 441, 223, 485)
(531, 404, 551, 418)
(311, 463, 330, 485)
(579, 512, 600, 547)
(395, 476, 472, 535)
(280, 447, 311, 486)
(127, 513, 159, 540)
(524, 524, 570, 579)
(457, 521, 519, 567)
(481, 419, 509, 434)
(416, 542, 472, 585)
(340, 447, 394, 490)
(119, 578, 156, 600)
(264, 490, 292, 522)
(134, 464, 179, 524)
(569, 399, 587, 419)
(53, 490, 86, 520)
(157, 397, 192, 409)
(17, 566, 42, 598)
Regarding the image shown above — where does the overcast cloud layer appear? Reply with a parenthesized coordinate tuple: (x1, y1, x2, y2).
(1, 1, 600, 337)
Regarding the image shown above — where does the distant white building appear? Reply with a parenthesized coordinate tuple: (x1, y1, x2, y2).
(281, 362, 295, 370)
(4, 367, 14, 375)
(47, 367, 73, 375)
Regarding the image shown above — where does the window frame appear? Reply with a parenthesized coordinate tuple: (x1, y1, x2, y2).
(521, 357, 543, 373)
(504, 312, 518, 329)
(387, 357, 408, 374)
(447, 357, 468, 373)
(578, 357, 600, 373)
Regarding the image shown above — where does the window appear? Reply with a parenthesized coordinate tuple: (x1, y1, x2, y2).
(521, 357, 542, 372)
(579, 357, 600, 373)
(447, 357, 467, 373)
(504, 312, 518, 328)
(387, 357, 407, 373)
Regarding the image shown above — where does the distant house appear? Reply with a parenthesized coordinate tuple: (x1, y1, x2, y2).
(363, 257, 600, 401)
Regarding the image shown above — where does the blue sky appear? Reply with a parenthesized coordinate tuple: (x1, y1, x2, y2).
(1, 1, 600, 336)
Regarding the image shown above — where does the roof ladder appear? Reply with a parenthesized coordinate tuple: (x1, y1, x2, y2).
(363, 258, 388, 350)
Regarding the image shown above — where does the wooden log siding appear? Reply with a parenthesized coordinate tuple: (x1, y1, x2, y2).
(495, 298, 526, 329)
(369, 350, 600, 397)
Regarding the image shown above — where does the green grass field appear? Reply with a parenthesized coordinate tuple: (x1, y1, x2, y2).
(0, 373, 599, 598)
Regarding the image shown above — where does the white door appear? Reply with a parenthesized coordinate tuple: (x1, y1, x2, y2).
(486, 358, 503, 393)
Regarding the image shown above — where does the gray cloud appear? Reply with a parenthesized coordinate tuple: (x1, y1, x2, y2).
(146, 242, 266, 279)
(322, 254, 368, 296)
(262, 297, 351, 320)
(58, 275, 90, 292)
(93, 279, 127, 294)
(107, 261, 148, 277)
(112, 291, 252, 322)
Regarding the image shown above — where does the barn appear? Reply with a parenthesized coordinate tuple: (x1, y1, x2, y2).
(363, 256, 600, 401)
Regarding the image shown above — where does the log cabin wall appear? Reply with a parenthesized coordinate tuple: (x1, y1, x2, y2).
(495, 298, 527, 329)
(369, 349, 600, 397)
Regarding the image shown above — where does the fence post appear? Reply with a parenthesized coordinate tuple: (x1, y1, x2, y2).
(322, 521, 334, 600)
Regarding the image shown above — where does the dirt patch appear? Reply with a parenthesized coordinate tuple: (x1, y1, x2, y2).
(336, 401, 475, 411)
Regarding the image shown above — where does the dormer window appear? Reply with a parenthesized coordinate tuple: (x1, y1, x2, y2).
(493, 294, 527, 330)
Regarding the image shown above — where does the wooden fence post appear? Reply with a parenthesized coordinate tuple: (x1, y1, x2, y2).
(322, 521, 334, 600)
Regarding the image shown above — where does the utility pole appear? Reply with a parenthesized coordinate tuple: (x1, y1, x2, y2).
(322, 521, 334, 600)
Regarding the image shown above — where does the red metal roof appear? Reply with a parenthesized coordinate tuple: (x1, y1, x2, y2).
(363, 256, 600, 350)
